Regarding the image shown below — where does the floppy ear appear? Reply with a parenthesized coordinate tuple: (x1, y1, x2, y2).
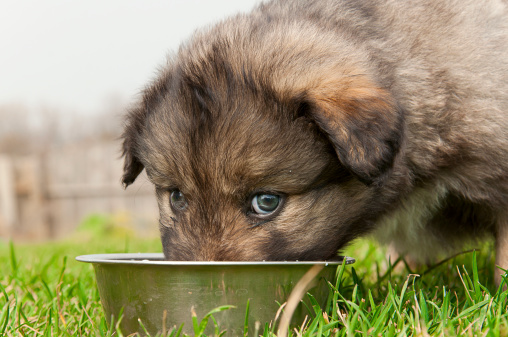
(121, 107, 145, 188)
(121, 137, 144, 188)
(121, 65, 172, 188)
(302, 75, 404, 185)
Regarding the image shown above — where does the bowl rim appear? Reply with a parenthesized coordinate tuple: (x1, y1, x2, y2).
(75, 253, 355, 266)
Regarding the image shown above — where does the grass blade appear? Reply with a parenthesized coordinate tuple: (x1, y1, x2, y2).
(0, 283, 8, 304)
(472, 251, 482, 301)
(9, 241, 18, 279)
(244, 299, 250, 337)
(196, 305, 235, 334)
(1, 303, 9, 335)
(419, 290, 429, 323)
(451, 298, 490, 323)
(203, 305, 236, 319)
(175, 322, 185, 337)
(191, 307, 200, 335)
(138, 318, 152, 337)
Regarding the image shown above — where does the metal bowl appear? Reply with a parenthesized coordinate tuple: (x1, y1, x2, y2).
(76, 253, 355, 336)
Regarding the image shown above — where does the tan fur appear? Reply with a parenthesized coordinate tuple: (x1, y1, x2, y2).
(122, 0, 508, 285)
(374, 183, 450, 261)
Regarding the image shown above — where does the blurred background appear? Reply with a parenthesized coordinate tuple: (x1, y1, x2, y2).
(0, 0, 260, 241)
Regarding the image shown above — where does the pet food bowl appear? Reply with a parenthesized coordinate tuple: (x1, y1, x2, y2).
(76, 253, 355, 336)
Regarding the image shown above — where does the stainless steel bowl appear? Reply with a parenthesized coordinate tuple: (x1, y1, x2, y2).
(76, 253, 355, 336)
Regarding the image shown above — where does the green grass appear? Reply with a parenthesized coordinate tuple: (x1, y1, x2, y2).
(0, 215, 507, 336)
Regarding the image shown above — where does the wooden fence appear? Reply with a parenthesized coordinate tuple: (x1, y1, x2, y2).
(0, 142, 158, 241)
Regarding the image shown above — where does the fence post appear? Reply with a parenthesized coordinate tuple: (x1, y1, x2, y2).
(0, 155, 17, 238)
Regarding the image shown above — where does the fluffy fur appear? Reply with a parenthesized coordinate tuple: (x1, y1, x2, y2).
(122, 0, 508, 283)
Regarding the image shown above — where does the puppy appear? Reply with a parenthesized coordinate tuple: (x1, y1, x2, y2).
(121, 0, 508, 284)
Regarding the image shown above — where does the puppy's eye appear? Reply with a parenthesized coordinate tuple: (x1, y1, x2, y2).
(170, 189, 188, 211)
(251, 193, 281, 216)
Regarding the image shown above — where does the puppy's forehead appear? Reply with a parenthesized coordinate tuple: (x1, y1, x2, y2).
(142, 79, 332, 195)
(137, 21, 347, 195)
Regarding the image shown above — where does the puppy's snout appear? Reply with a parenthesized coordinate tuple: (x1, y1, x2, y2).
(191, 247, 237, 261)
(161, 218, 269, 261)
(169, 240, 245, 261)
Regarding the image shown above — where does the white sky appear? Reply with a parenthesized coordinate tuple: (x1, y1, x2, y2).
(0, 0, 261, 115)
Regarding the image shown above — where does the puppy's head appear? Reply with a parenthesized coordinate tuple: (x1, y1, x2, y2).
(122, 20, 404, 260)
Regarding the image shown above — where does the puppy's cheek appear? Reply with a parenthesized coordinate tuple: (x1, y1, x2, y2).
(160, 225, 173, 259)
(156, 188, 172, 216)
(159, 224, 196, 260)
(156, 188, 182, 230)
(155, 189, 187, 260)
(222, 227, 273, 260)
(266, 185, 368, 259)
(262, 195, 332, 259)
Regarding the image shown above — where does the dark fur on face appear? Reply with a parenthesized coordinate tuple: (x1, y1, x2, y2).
(122, 0, 508, 283)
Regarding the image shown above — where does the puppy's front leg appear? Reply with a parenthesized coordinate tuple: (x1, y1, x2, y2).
(495, 216, 508, 288)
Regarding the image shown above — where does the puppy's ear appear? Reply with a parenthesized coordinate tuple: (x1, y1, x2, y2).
(301, 75, 403, 185)
(121, 107, 145, 188)
(120, 65, 172, 188)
